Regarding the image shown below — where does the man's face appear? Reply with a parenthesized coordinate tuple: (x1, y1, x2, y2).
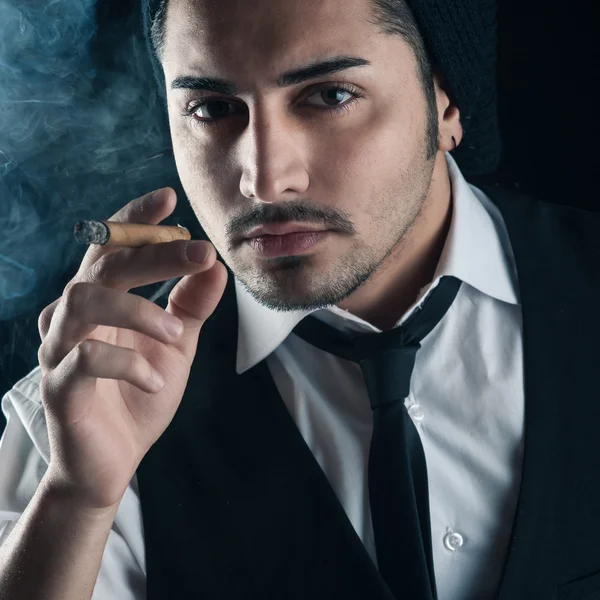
(162, 0, 444, 313)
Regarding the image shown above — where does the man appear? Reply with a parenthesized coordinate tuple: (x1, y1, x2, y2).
(1, 0, 599, 598)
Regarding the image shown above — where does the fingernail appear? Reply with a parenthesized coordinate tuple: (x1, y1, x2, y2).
(185, 242, 211, 263)
(150, 368, 165, 391)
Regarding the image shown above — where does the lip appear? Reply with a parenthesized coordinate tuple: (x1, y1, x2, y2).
(243, 222, 328, 239)
(245, 230, 330, 258)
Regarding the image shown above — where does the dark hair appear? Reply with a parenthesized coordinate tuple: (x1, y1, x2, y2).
(149, 0, 439, 159)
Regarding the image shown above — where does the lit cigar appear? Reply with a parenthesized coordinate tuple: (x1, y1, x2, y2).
(74, 220, 191, 248)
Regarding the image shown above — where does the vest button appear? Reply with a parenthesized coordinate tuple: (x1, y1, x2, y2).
(408, 403, 425, 422)
(443, 531, 464, 551)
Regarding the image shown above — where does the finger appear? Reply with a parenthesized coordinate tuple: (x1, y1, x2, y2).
(40, 187, 177, 341)
(72, 238, 213, 294)
(75, 187, 177, 279)
(38, 282, 185, 372)
(166, 256, 229, 357)
(39, 298, 61, 342)
(41, 339, 164, 418)
(39, 235, 214, 369)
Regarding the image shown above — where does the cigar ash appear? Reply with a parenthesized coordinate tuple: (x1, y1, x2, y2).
(74, 220, 110, 245)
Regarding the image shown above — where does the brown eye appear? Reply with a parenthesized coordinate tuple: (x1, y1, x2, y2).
(182, 83, 362, 128)
(307, 88, 353, 107)
(191, 100, 236, 119)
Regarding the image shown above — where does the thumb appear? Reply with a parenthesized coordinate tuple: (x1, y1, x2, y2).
(165, 249, 229, 357)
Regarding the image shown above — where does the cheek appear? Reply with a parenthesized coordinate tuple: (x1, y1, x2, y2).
(324, 96, 420, 170)
(171, 126, 233, 192)
(312, 109, 419, 200)
(171, 125, 214, 176)
(168, 104, 224, 172)
(168, 130, 235, 231)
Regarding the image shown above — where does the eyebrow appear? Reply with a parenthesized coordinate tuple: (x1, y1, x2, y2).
(170, 55, 371, 95)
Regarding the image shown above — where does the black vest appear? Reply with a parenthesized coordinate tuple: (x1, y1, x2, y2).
(136, 186, 600, 600)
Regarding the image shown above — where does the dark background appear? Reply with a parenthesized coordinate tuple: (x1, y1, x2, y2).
(0, 0, 596, 436)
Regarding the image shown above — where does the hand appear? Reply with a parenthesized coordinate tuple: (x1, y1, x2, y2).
(37, 188, 228, 510)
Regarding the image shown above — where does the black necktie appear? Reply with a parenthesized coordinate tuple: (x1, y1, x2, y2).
(291, 275, 462, 600)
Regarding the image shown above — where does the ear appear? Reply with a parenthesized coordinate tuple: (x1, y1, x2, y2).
(433, 72, 463, 151)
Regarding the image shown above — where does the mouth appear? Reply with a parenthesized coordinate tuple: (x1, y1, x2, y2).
(243, 222, 329, 239)
(244, 230, 331, 258)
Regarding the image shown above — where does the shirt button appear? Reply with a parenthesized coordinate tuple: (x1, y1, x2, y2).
(408, 403, 425, 422)
(443, 531, 464, 551)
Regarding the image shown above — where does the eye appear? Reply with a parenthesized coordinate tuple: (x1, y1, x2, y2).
(181, 82, 364, 128)
(305, 86, 356, 108)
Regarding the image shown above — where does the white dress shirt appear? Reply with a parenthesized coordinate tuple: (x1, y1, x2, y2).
(0, 153, 525, 600)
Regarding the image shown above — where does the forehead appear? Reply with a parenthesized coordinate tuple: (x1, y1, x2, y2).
(163, 0, 381, 83)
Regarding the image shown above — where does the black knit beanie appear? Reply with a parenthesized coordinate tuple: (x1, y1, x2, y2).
(142, 0, 502, 177)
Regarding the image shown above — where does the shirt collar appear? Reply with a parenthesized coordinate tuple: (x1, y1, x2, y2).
(234, 153, 520, 374)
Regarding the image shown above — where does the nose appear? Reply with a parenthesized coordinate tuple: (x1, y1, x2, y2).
(239, 109, 309, 202)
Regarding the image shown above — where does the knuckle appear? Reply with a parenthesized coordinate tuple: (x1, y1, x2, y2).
(148, 239, 187, 268)
(38, 306, 53, 338)
(142, 242, 176, 272)
(37, 343, 49, 370)
(63, 282, 91, 314)
(38, 337, 63, 374)
(88, 253, 112, 284)
(73, 339, 99, 370)
(39, 373, 55, 404)
(89, 250, 132, 286)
